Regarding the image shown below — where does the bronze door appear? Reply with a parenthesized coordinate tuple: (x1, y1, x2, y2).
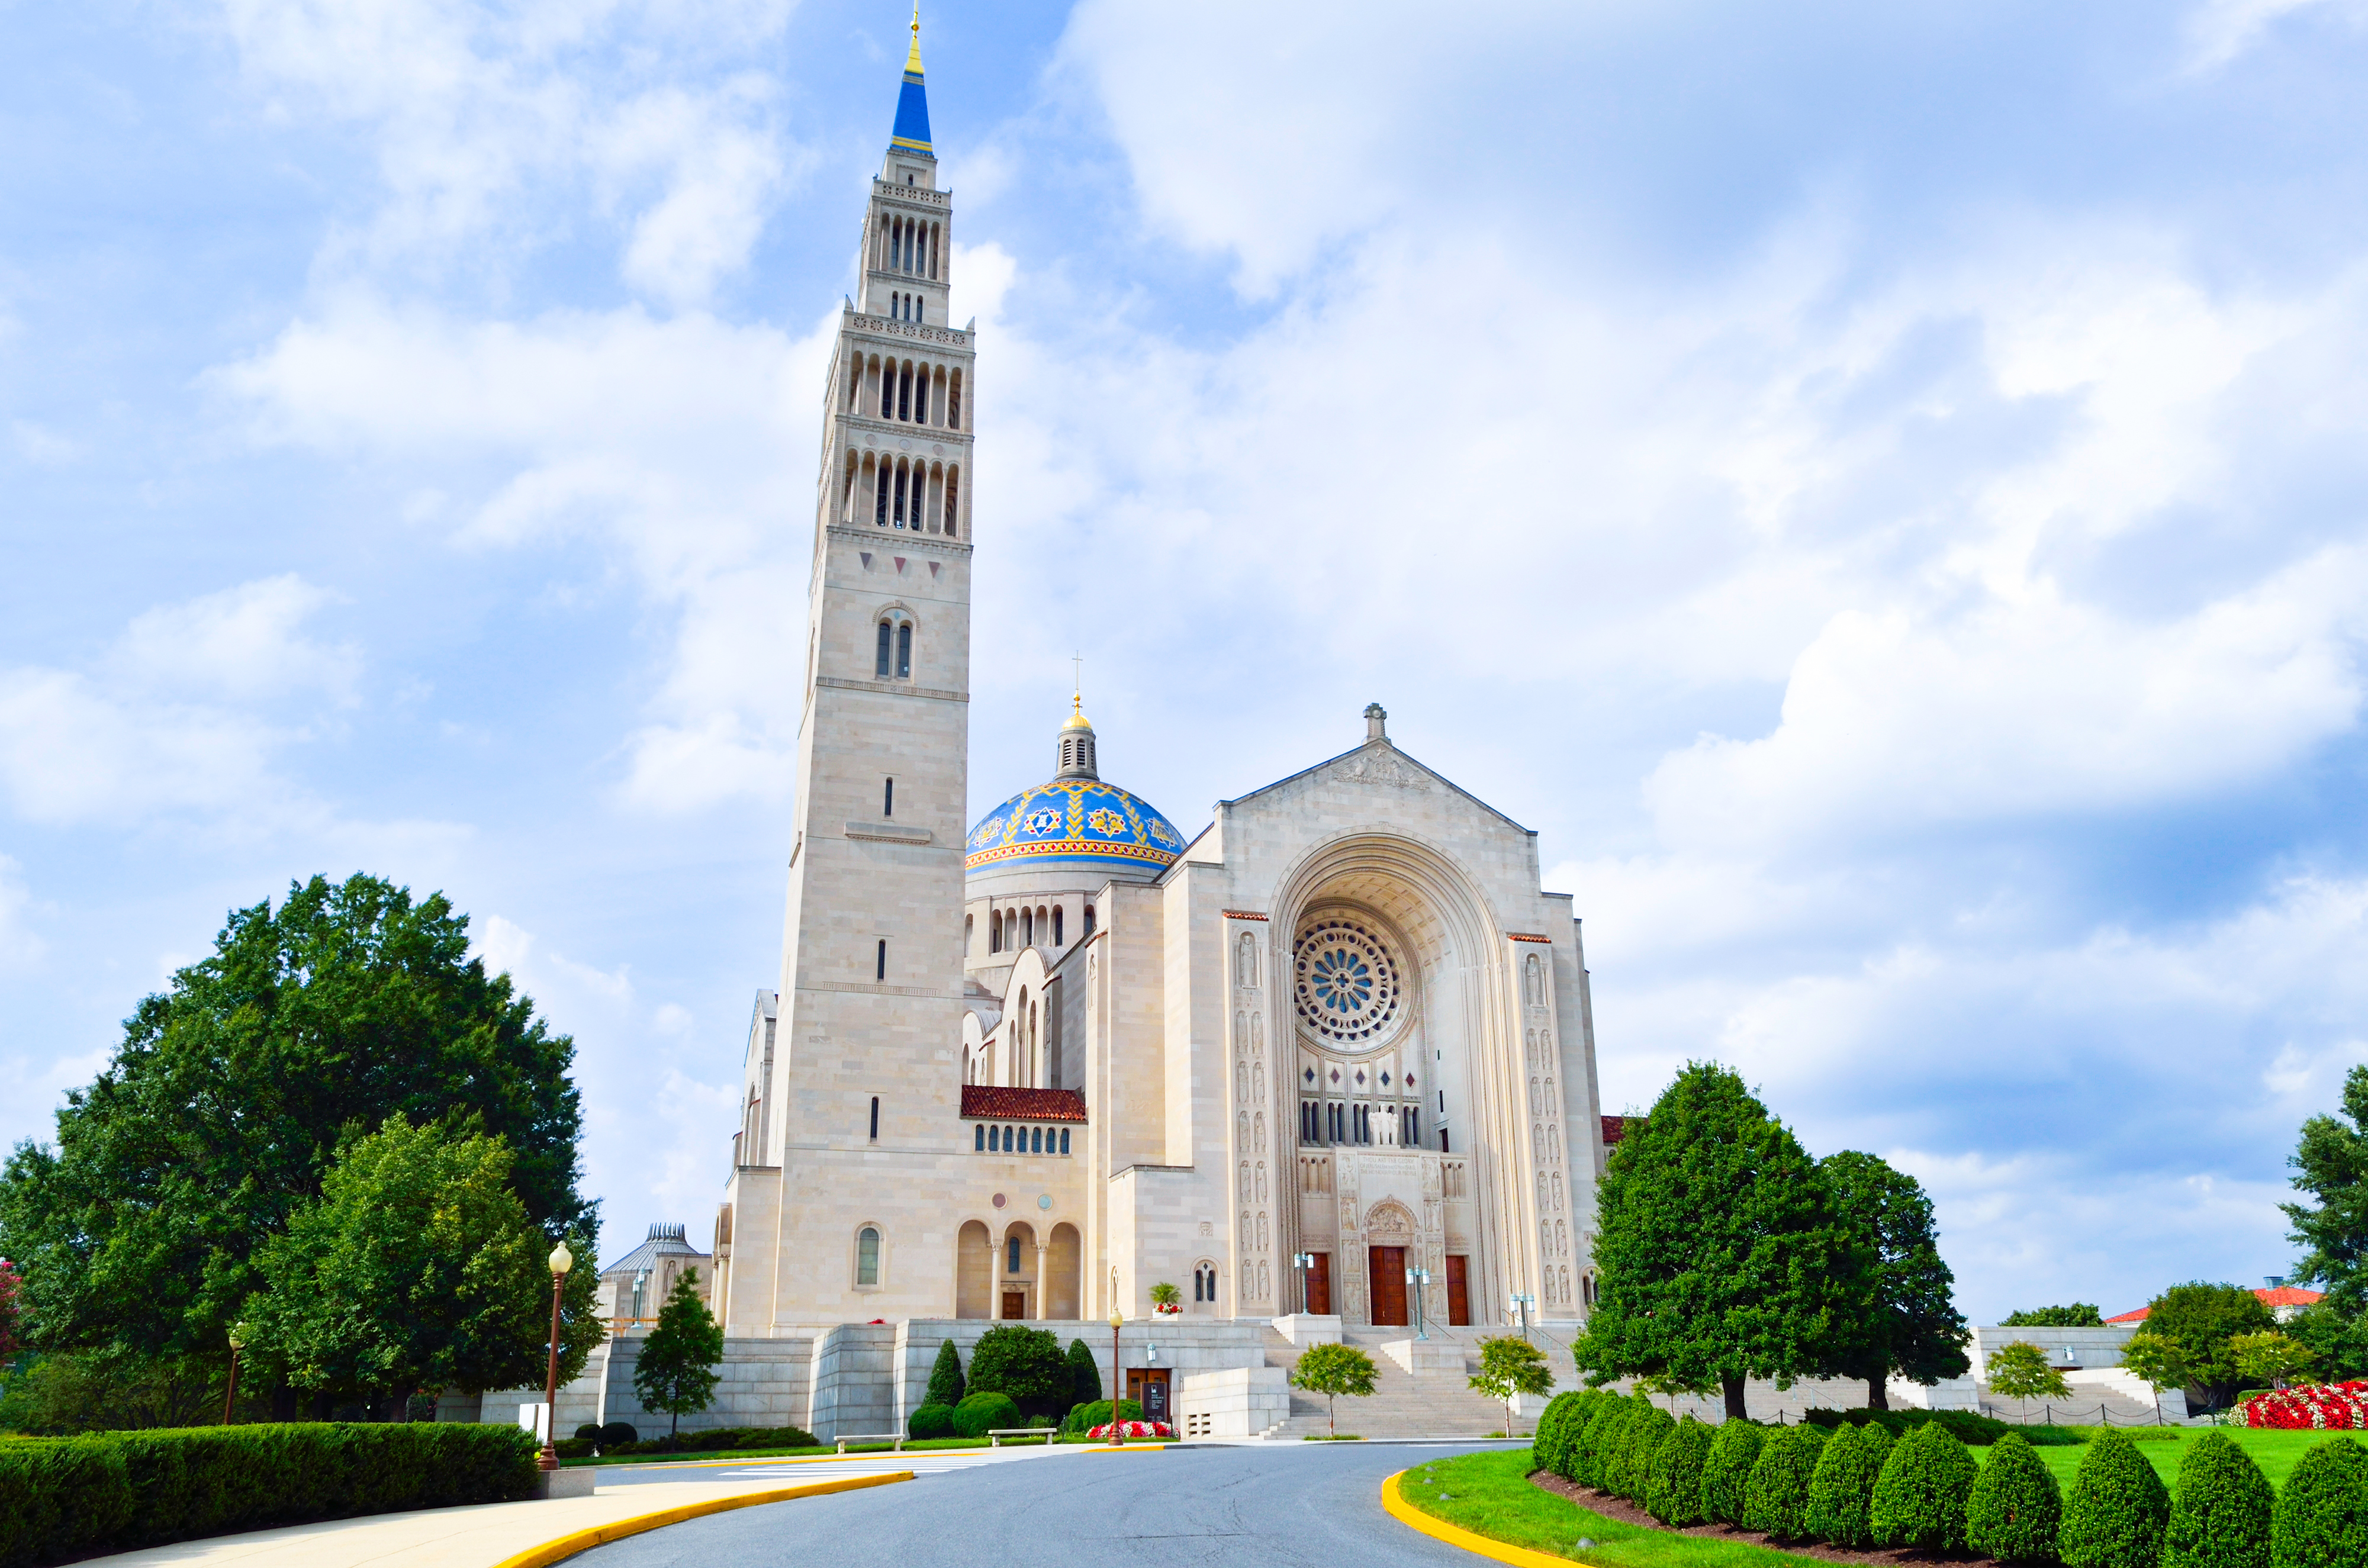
(1446, 1255, 1471, 1325)
(1002, 1291, 1025, 1319)
(1306, 1252, 1332, 1315)
(1369, 1247, 1408, 1325)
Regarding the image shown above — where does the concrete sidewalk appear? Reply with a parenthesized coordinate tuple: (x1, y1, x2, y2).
(76, 1469, 909, 1568)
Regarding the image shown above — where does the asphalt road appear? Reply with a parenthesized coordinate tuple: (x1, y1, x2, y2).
(585, 1442, 1517, 1568)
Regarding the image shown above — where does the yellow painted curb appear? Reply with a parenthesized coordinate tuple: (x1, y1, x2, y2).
(1085, 1443, 1172, 1453)
(490, 1470, 911, 1568)
(1382, 1471, 1583, 1568)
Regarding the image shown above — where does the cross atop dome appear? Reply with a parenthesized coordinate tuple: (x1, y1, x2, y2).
(890, 7, 934, 159)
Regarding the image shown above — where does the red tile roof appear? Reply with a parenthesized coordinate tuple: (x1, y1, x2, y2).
(960, 1086, 1088, 1123)
(2109, 1284, 2322, 1324)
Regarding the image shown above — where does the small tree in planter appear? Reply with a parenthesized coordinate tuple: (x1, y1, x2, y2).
(1987, 1340, 2074, 1403)
(633, 1268, 724, 1442)
(1150, 1282, 1183, 1316)
(1291, 1342, 1378, 1438)
(1470, 1336, 1555, 1435)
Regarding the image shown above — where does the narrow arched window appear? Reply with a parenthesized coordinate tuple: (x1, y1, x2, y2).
(1059, 1128, 1070, 1155)
(876, 939, 887, 980)
(874, 461, 889, 525)
(943, 468, 958, 536)
(896, 623, 912, 678)
(868, 1096, 880, 1140)
(1083, 904, 1095, 937)
(1007, 1236, 1022, 1274)
(879, 362, 893, 419)
(876, 621, 892, 677)
(897, 364, 911, 421)
(1031, 1126, 1043, 1154)
(1021, 909, 1032, 947)
(948, 373, 961, 430)
(857, 1226, 880, 1284)
(1053, 908, 1063, 946)
(892, 463, 906, 527)
(974, 1123, 985, 1151)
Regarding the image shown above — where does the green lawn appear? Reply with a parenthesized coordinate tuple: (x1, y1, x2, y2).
(1973, 1426, 2368, 1493)
(1395, 1449, 1815, 1568)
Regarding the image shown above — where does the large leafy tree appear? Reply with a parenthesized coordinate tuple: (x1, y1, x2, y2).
(2287, 1065, 2368, 1354)
(1820, 1150, 1969, 1408)
(2141, 1282, 2275, 1410)
(1575, 1062, 1873, 1420)
(243, 1115, 601, 1415)
(632, 1268, 723, 1440)
(0, 874, 591, 1371)
(963, 1324, 1071, 1415)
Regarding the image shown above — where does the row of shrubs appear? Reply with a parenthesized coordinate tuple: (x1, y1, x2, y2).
(559, 1422, 815, 1457)
(1800, 1405, 2012, 1445)
(1533, 1388, 2368, 1565)
(0, 1422, 539, 1568)
(906, 1393, 1148, 1441)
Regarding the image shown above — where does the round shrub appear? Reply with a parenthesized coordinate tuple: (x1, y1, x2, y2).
(1061, 1398, 1143, 1434)
(1610, 1402, 1676, 1502)
(2062, 1428, 2173, 1568)
(908, 1403, 958, 1441)
(1532, 1391, 1587, 1476)
(2163, 1430, 2272, 1568)
(597, 1421, 638, 1448)
(964, 1325, 1072, 1416)
(1701, 1419, 1765, 1524)
(572, 1424, 603, 1443)
(1745, 1423, 1829, 1540)
(1807, 1422, 1884, 1548)
(1645, 1415, 1714, 1527)
(2270, 1437, 2368, 1568)
(1569, 1397, 1630, 1487)
(1872, 1420, 1978, 1551)
(951, 1390, 1022, 1438)
(1554, 1390, 1613, 1479)
(1970, 1432, 2064, 1563)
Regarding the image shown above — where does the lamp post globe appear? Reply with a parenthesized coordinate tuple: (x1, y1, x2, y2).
(221, 1321, 251, 1427)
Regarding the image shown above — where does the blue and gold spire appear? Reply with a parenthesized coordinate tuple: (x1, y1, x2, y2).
(889, 8, 934, 157)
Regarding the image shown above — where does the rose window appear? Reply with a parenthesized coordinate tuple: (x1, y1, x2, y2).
(1292, 919, 1403, 1047)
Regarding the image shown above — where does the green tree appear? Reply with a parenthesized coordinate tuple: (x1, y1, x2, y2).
(1290, 1342, 1377, 1438)
(1469, 1335, 1555, 1434)
(0, 875, 591, 1389)
(1575, 1063, 1873, 1419)
(0, 1258, 20, 1361)
(2124, 1333, 2193, 1419)
(964, 1324, 1070, 1415)
(243, 1116, 600, 1416)
(2287, 1067, 2368, 1308)
(2144, 1283, 2277, 1411)
(2228, 1331, 2316, 1389)
(1064, 1338, 1101, 1407)
(2284, 1303, 2368, 1385)
(1968, 1432, 2064, 1562)
(926, 1340, 966, 1407)
(632, 1268, 723, 1440)
(1987, 1340, 2075, 1403)
(1821, 1150, 1971, 1408)
(2005, 1304, 2108, 1328)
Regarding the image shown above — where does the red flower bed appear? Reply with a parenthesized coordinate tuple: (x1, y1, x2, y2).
(1087, 1420, 1175, 1440)
(2246, 1382, 2368, 1429)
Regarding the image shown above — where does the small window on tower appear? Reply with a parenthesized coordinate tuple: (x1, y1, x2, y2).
(876, 622, 892, 677)
(883, 777, 895, 817)
(857, 1226, 880, 1284)
(876, 939, 887, 981)
(1053, 908, 1063, 946)
(868, 1096, 880, 1141)
(896, 623, 912, 678)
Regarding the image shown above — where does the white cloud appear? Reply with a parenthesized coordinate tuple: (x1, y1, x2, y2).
(110, 575, 361, 705)
(0, 855, 44, 969)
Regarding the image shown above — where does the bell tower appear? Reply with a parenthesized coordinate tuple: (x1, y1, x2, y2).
(717, 17, 979, 1333)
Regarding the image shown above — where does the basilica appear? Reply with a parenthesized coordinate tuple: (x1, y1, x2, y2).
(700, 26, 1609, 1363)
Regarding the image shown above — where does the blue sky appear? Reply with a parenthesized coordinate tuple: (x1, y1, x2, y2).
(5, 0, 2367, 1322)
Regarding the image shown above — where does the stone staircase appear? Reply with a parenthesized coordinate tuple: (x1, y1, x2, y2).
(1256, 1325, 1527, 1440)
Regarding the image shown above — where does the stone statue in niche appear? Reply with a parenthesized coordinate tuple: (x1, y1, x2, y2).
(1238, 1161, 1251, 1202)
(1237, 930, 1258, 989)
(1237, 1061, 1249, 1100)
(1251, 1012, 1263, 1057)
(1253, 1060, 1265, 1100)
(1256, 1161, 1267, 1202)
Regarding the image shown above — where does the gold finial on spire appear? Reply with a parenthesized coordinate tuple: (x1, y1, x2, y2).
(1064, 652, 1092, 729)
(906, 5, 924, 73)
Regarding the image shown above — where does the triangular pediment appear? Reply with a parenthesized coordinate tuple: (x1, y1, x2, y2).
(1226, 741, 1531, 835)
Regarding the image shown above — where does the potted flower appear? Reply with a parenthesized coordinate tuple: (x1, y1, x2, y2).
(1150, 1282, 1183, 1316)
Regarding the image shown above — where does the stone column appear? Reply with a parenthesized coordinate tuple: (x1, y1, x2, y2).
(1034, 1242, 1050, 1319)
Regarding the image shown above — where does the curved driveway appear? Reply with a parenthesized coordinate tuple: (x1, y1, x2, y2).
(585, 1443, 1516, 1568)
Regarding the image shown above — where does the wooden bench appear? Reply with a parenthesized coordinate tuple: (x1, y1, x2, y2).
(986, 1427, 1058, 1447)
(832, 1433, 908, 1453)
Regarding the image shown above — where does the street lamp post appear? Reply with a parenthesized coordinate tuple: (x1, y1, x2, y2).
(1406, 1268, 1431, 1341)
(1106, 1309, 1125, 1448)
(1509, 1292, 1534, 1343)
(221, 1321, 249, 1426)
(539, 1241, 573, 1473)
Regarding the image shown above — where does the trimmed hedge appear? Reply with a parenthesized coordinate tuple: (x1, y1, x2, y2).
(2163, 1430, 2272, 1568)
(1532, 1391, 1592, 1480)
(2270, 1438, 2368, 1568)
(599, 1421, 638, 1447)
(1701, 1419, 1765, 1526)
(1803, 1405, 2010, 1447)
(1569, 1396, 1631, 1488)
(1608, 1401, 1675, 1503)
(951, 1391, 1024, 1439)
(1970, 1432, 2064, 1563)
(1743, 1422, 1828, 1540)
(1806, 1422, 1884, 1549)
(0, 1423, 537, 1568)
(607, 1424, 816, 1454)
(1872, 1421, 1978, 1552)
(1643, 1415, 1713, 1527)
(2062, 1428, 2173, 1568)
(909, 1404, 957, 1440)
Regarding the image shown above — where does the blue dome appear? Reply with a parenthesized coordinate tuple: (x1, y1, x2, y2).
(965, 778, 1187, 876)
